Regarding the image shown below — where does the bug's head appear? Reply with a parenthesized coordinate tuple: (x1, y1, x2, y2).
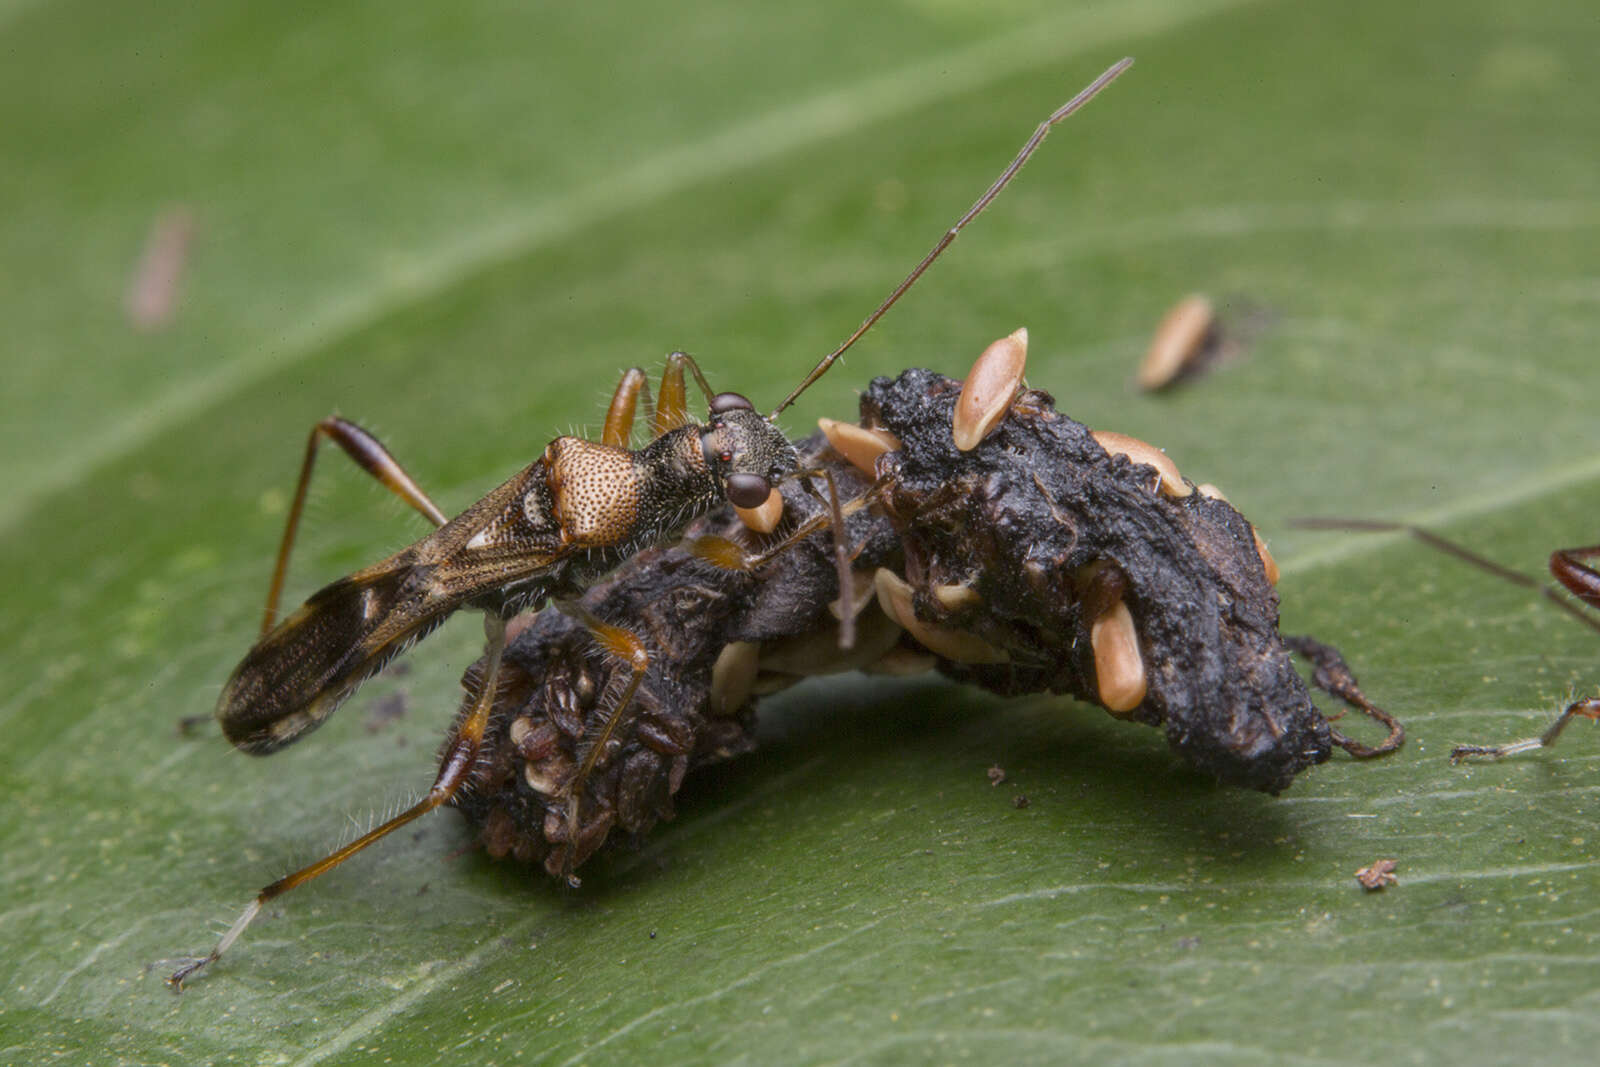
(699, 392, 800, 508)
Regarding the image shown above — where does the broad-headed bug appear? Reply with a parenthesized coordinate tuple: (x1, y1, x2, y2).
(166, 58, 1135, 988)
(1296, 518, 1600, 762)
(457, 331, 1403, 882)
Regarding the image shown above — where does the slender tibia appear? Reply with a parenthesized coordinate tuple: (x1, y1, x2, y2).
(664, 352, 718, 410)
(263, 416, 449, 634)
(654, 351, 725, 435)
(1282, 634, 1405, 757)
(653, 351, 718, 436)
(552, 601, 652, 884)
(601, 354, 722, 445)
(693, 481, 883, 574)
(167, 613, 509, 990)
(798, 467, 858, 651)
(1450, 698, 1600, 763)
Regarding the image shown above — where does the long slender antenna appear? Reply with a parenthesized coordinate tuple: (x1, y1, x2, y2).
(770, 56, 1134, 418)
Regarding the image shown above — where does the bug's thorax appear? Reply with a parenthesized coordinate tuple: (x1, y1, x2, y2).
(538, 406, 799, 558)
(536, 433, 700, 554)
(541, 437, 652, 549)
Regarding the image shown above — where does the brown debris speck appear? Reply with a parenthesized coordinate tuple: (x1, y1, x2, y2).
(1354, 858, 1399, 891)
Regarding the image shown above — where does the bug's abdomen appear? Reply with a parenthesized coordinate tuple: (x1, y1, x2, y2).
(217, 558, 454, 754)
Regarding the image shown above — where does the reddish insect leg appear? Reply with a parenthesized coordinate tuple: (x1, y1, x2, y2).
(1295, 519, 1600, 759)
(652, 352, 718, 436)
(167, 613, 509, 989)
(601, 368, 651, 448)
(1447, 541, 1600, 761)
(1282, 634, 1405, 757)
(1551, 545, 1600, 610)
(263, 417, 449, 633)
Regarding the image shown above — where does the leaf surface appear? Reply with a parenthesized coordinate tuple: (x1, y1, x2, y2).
(4, 1, 1599, 1063)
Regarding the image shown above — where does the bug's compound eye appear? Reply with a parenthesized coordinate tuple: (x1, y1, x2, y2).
(725, 472, 771, 509)
(709, 392, 755, 414)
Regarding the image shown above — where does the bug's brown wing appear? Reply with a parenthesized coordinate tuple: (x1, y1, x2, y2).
(218, 463, 573, 754)
(215, 560, 458, 753)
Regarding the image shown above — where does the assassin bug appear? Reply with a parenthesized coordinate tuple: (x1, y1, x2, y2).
(166, 58, 1135, 988)
(1296, 518, 1600, 761)
(455, 332, 1404, 880)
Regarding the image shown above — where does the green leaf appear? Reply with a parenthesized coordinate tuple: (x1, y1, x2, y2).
(5, 0, 1599, 1063)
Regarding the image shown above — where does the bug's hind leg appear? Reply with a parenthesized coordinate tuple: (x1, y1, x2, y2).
(1550, 545, 1600, 611)
(1294, 520, 1600, 758)
(550, 601, 652, 886)
(1444, 546, 1600, 760)
(166, 612, 509, 990)
(1282, 634, 1405, 758)
(1450, 698, 1600, 762)
(263, 416, 450, 633)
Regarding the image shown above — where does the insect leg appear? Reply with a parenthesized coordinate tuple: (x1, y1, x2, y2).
(262, 416, 449, 634)
(167, 612, 509, 990)
(795, 466, 858, 650)
(601, 368, 652, 448)
(1282, 634, 1405, 757)
(1446, 543, 1600, 761)
(1450, 698, 1600, 762)
(652, 352, 720, 435)
(604, 354, 720, 443)
(552, 601, 651, 884)
(691, 479, 885, 574)
(1297, 520, 1600, 760)
(1550, 545, 1600, 610)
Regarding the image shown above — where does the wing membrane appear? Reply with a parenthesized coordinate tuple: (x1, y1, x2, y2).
(218, 464, 570, 753)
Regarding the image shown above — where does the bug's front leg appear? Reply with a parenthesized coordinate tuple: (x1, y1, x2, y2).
(599, 352, 721, 446)
(1281, 634, 1405, 757)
